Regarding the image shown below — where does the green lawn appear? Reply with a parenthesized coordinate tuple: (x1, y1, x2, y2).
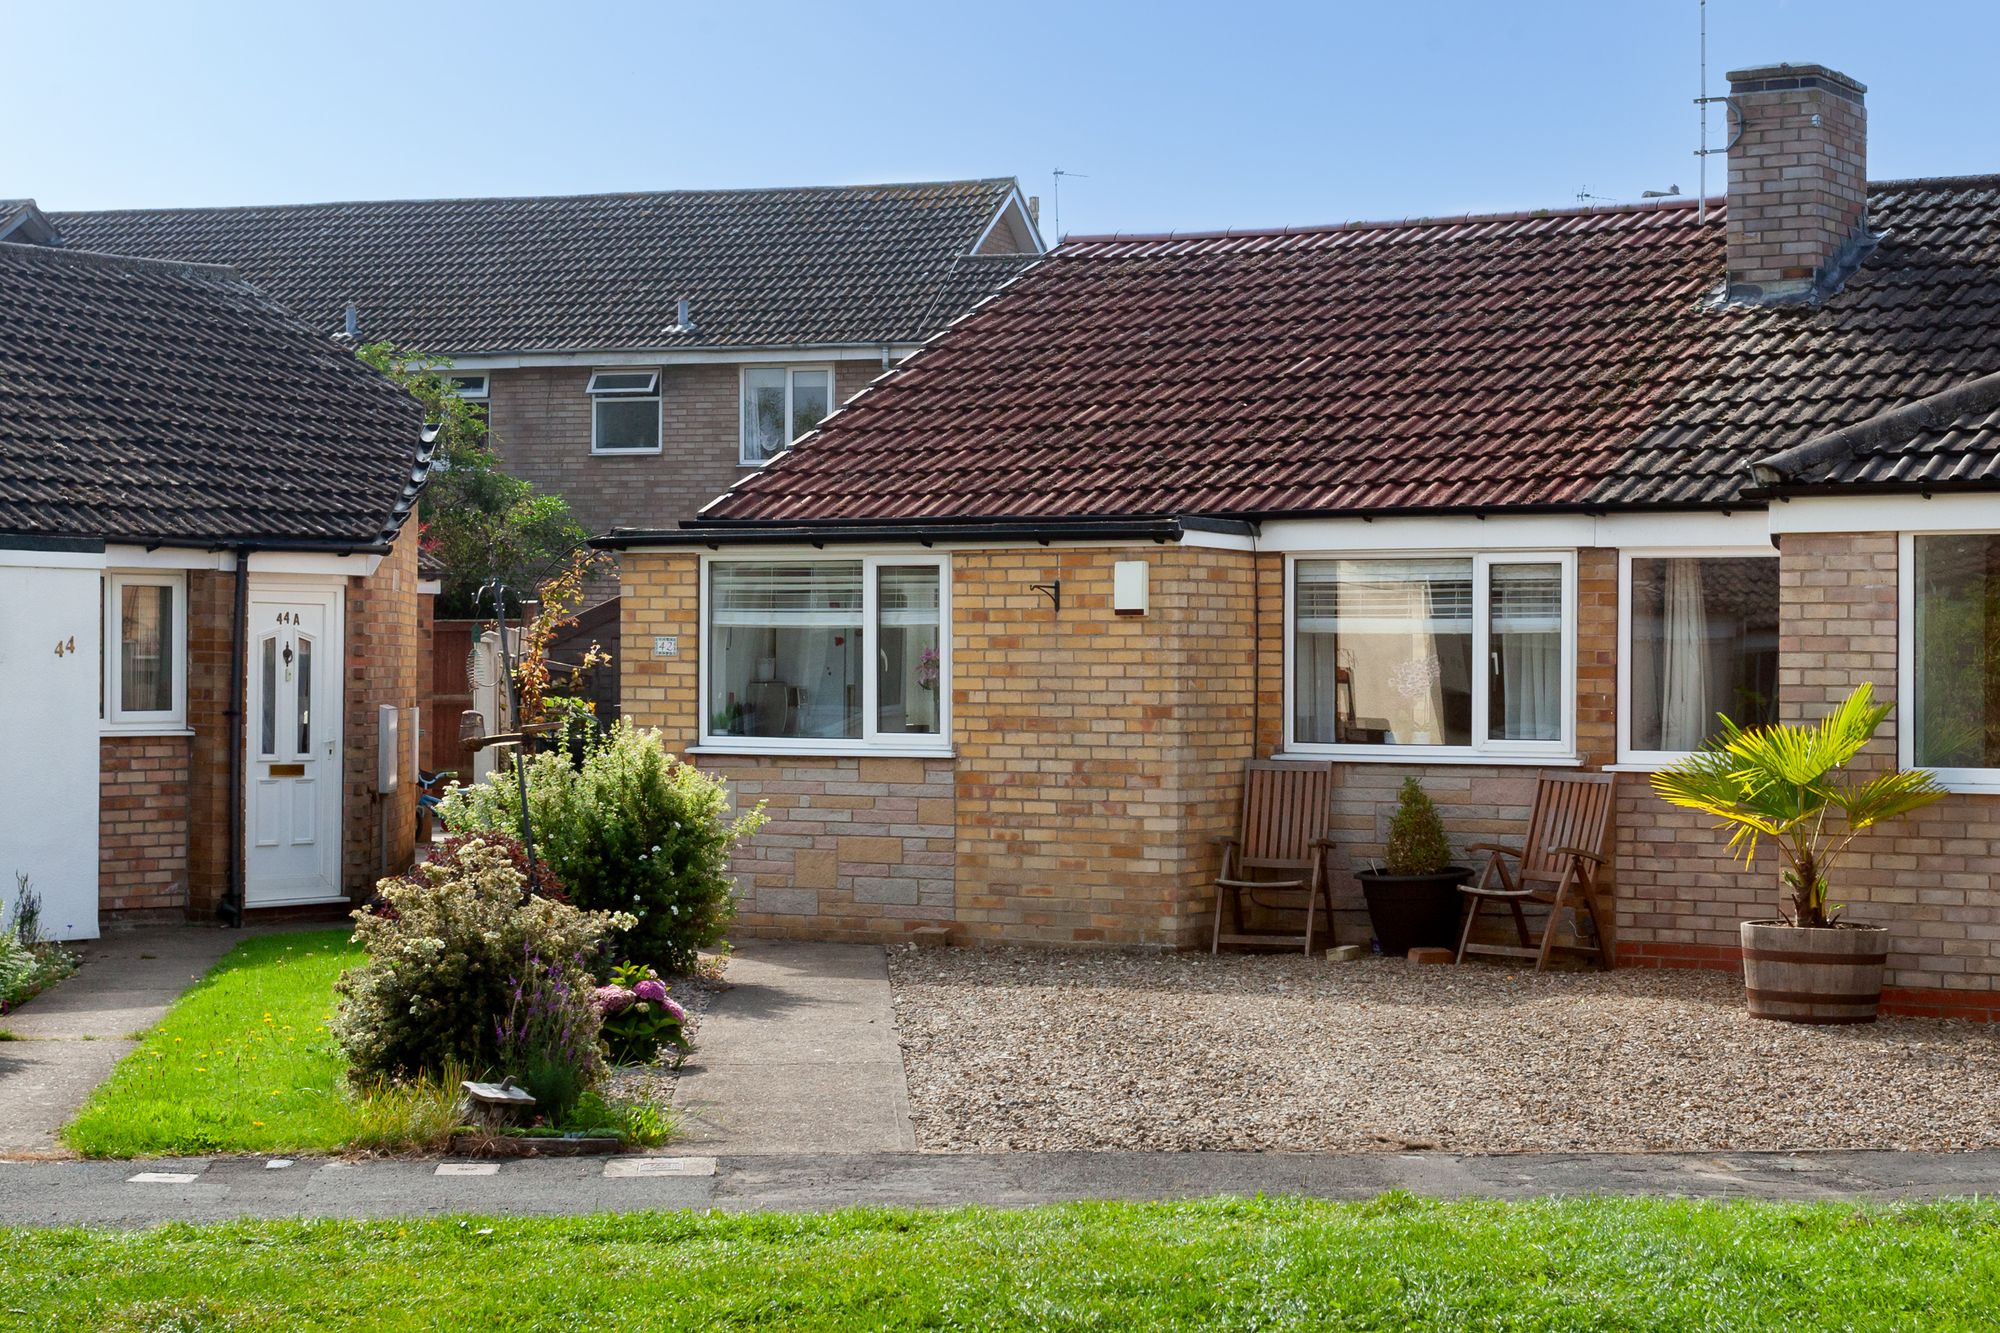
(3, 1196, 1998, 1330)
(61, 928, 407, 1157)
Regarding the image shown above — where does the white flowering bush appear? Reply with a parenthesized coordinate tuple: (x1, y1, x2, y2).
(332, 836, 634, 1082)
(439, 721, 765, 973)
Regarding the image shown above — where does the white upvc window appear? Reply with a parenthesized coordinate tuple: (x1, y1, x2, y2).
(701, 554, 949, 755)
(104, 571, 187, 730)
(447, 373, 488, 400)
(587, 369, 662, 454)
(1901, 531, 2000, 792)
(739, 366, 833, 465)
(1285, 551, 1576, 761)
(1616, 549, 1782, 767)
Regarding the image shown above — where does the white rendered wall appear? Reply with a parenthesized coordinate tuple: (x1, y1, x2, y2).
(0, 564, 102, 940)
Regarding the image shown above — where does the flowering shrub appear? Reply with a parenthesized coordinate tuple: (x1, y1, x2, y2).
(494, 946, 605, 1122)
(439, 720, 765, 973)
(593, 962, 690, 1066)
(0, 875, 73, 1015)
(332, 837, 633, 1082)
(364, 832, 565, 921)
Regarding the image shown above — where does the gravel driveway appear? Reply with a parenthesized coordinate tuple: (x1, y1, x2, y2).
(887, 947, 2000, 1154)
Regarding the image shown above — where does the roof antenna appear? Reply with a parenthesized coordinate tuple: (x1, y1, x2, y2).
(1690, 0, 1738, 224)
(1052, 168, 1088, 241)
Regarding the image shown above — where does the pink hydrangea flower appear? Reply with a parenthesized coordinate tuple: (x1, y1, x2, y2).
(593, 984, 635, 1015)
(633, 978, 668, 1005)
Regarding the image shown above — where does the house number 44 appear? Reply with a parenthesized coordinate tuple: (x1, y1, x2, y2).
(53, 635, 75, 656)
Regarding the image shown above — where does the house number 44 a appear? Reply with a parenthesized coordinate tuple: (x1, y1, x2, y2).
(275, 610, 302, 625)
(53, 635, 75, 656)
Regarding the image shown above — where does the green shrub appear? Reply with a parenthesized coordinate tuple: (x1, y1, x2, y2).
(439, 720, 766, 972)
(1384, 777, 1453, 875)
(332, 837, 633, 1082)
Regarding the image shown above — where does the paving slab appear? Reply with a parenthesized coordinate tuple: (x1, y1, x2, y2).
(670, 941, 916, 1153)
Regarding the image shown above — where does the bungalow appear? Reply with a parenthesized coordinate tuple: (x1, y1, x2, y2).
(600, 65, 2000, 1018)
(0, 211, 431, 939)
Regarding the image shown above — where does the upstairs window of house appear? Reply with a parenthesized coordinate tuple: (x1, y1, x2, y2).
(1289, 553, 1574, 757)
(1622, 554, 1781, 762)
(447, 373, 488, 400)
(740, 367, 833, 465)
(105, 572, 186, 728)
(587, 370, 661, 453)
(1909, 533, 2000, 785)
(705, 556, 949, 751)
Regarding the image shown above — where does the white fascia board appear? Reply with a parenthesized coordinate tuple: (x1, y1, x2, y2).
(1766, 492, 2000, 535)
(972, 186, 1047, 255)
(1257, 509, 1772, 552)
(96, 546, 382, 577)
(444, 345, 922, 372)
(0, 547, 105, 570)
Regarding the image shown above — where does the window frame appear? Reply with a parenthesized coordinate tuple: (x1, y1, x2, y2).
(698, 551, 952, 757)
(738, 364, 835, 467)
(1899, 530, 2000, 794)
(1615, 546, 1782, 769)
(103, 570, 188, 732)
(586, 368, 663, 455)
(1282, 549, 1578, 763)
(447, 373, 489, 400)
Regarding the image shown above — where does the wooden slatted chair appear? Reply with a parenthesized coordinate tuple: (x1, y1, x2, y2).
(1211, 760, 1338, 955)
(1456, 771, 1616, 971)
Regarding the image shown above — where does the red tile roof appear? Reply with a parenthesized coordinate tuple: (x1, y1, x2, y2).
(697, 176, 2000, 525)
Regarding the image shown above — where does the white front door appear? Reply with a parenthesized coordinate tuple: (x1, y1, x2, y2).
(245, 585, 342, 905)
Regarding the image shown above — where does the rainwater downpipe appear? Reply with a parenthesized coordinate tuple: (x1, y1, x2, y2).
(219, 544, 251, 927)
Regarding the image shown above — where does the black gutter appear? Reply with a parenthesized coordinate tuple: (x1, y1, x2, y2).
(592, 518, 1218, 550)
(133, 534, 396, 556)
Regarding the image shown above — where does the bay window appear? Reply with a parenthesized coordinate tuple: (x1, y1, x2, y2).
(104, 572, 186, 729)
(1620, 552, 1780, 763)
(705, 556, 947, 750)
(1907, 533, 2000, 786)
(1289, 553, 1574, 757)
(740, 366, 833, 465)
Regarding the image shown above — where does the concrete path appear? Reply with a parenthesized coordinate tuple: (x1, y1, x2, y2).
(0, 927, 244, 1156)
(2, 1148, 1998, 1227)
(671, 941, 917, 1154)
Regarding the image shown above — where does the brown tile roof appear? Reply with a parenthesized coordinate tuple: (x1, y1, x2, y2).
(0, 241, 427, 547)
(51, 180, 1038, 355)
(695, 175, 2000, 526)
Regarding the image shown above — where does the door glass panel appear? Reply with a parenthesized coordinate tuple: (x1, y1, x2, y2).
(296, 634, 313, 755)
(1488, 563, 1563, 742)
(259, 636, 277, 756)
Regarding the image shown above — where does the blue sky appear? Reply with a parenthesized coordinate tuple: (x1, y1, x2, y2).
(7, 1, 1997, 238)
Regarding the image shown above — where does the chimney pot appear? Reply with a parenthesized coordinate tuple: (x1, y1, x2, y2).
(1723, 63, 1871, 304)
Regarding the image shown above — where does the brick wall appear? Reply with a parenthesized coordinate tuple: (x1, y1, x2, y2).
(99, 735, 190, 914)
(341, 525, 422, 896)
(486, 360, 879, 540)
(185, 566, 234, 917)
(1617, 532, 2000, 1015)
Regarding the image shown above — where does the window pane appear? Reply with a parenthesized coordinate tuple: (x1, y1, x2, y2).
(119, 583, 173, 713)
(587, 371, 655, 393)
(296, 635, 313, 755)
(594, 397, 658, 450)
(1914, 534, 2000, 769)
(1488, 563, 1563, 742)
(260, 636, 277, 756)
(710, 562, 863, 739)
(448, 374, 488, 398)
(791, 369, 831, 439)
(741, 368, 788, 462)
(1629, 556, 1779, 752)
(1294, 559, 1473, 746)
(878, 566, 942, 735)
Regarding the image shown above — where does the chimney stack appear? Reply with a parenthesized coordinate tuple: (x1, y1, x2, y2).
(1724, 63, 1870, 304)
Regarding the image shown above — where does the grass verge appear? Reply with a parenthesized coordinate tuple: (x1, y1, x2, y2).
(59, 928, 428, 1157)
(3, 1196, 1999, 1330)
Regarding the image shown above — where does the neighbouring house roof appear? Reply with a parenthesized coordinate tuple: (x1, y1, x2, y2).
(1752, 368, 2000, 490)
(684, 175, 2000, 528)
(0, 240, 429, 549)
(50, 179, 1041, 356)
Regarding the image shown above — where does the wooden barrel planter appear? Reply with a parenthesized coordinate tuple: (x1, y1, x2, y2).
(1739, 920, 1889, 1024)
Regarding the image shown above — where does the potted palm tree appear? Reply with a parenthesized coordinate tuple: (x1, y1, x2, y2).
(1651, 683, 1945, 1024)
(1358, 777, 1473, 955)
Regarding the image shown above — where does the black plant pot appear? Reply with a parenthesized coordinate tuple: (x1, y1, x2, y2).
(1357, 867, 1475, 956)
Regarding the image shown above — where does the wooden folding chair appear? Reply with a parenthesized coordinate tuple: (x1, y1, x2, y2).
(1211, 760, 1338, 955)
(1455, 771, 1616, 971)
